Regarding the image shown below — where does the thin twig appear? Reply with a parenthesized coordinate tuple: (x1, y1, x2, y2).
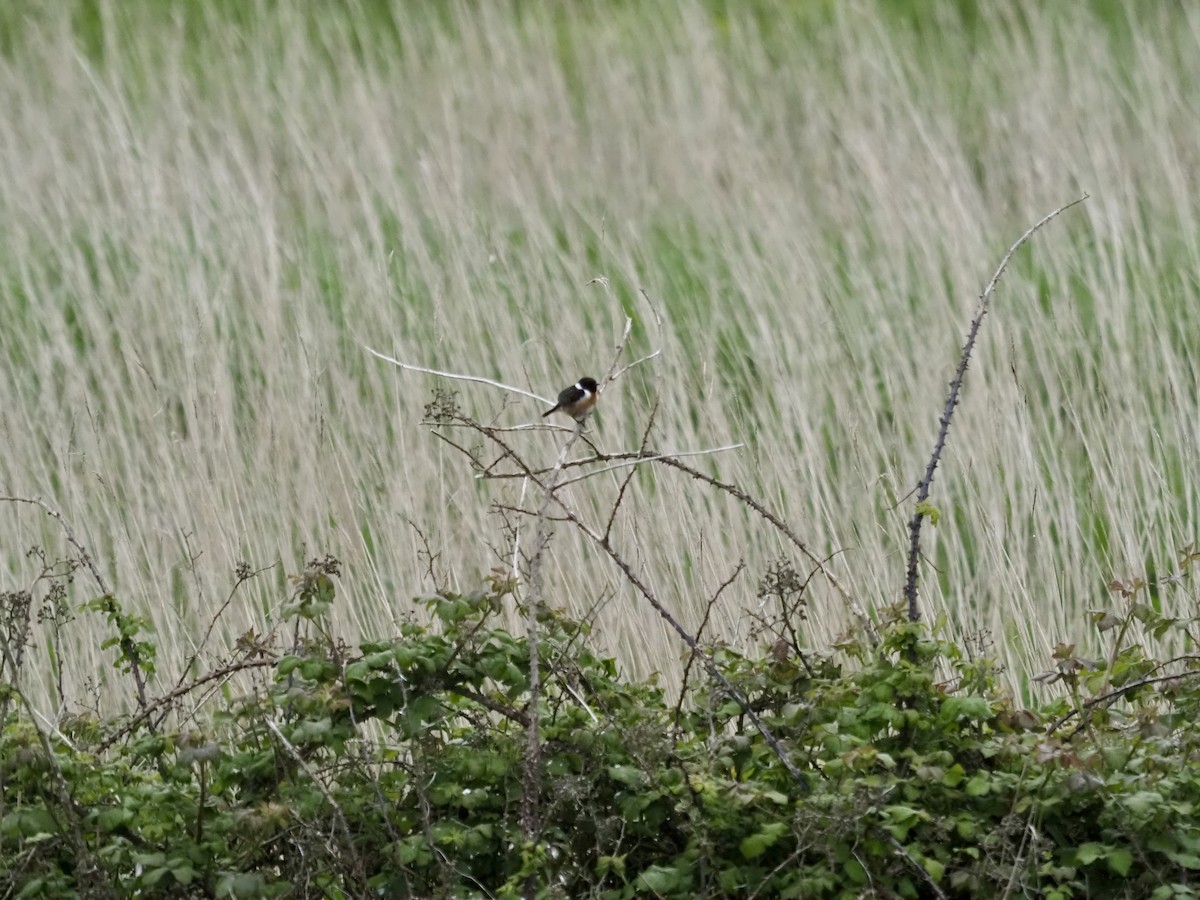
(611, 349, 662, 382)
(1046, 663, 1200, 736)
(363, 346, 552, 404)
(746, 845, 807, 900)
(1, 495, 152, 712)
(652, 457, 871, 641)
(889, 835, 949, 900)
(172, 562, 276, 701)
(264, 717, 365, 884)
(520, 421, 585, 855)
(570, 503, 807, 785)
(1, 496, 112, 596)
(0, 633, 103, 890)
(674, 560, 746, 727)
(511, 477, 529, 580)
(518, 313, 640, 890)
(475, 444, 744, 482)
(902, 195, 1087, 622)
(464, 424, 809, 786)
(479, 446, 867, 638)
(549, 444, 745, 490)
(493, 503, 572, 522)
(604, 400, 659, 541)
(98, 656, 277, 752)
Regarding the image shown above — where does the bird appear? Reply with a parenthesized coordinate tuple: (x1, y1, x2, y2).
(542, 377, 599, 422)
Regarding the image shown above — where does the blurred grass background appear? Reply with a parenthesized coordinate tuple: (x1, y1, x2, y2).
(1, 0, 1196, 714)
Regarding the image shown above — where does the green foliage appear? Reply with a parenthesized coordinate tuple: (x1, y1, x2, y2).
(4, 553, 1200, 897)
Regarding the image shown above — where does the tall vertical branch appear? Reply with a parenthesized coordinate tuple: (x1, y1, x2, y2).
(518, 315, 636, 897)
(519, 419, 585, 875)
(903, 196, 1087, 622)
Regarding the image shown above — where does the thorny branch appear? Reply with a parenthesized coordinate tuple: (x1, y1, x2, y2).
(368, 306, 831, 799)
(447, 418, 810, 785)
(902, 196, 1087, 622)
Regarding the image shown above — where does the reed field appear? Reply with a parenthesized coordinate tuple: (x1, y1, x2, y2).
(0, 0, 1197, 717)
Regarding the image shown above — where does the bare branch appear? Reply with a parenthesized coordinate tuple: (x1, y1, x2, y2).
(889, 835, 949, 900)
(457, 422, 809, 786)
(603, 400, 660, 542)
(99, 656, 278, 752)
(611, 348, 662, 382)
(363, 346, 552, 405)
(650, 457, 871, 641)
(471, 435, 869, 640)
(264, 717, 364, 884)
(600, 316, 635, 388)
(903, 195, 1087, 622)
(476, 446, 740, 481)
(1, 495, 111, 596)
(1, 495, 152, 712)
(1046, 654, 1200, 736)
(510, 477, 529, 581)
(562, 498, 808, 785)
(548, 444, 745, 490)
(675, 560, 746, 727)
(172, 562, 277, 702)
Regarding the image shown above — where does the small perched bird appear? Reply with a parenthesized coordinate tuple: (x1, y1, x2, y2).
(542, 377, 599, 422)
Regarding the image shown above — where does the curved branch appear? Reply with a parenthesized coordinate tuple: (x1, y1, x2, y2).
(902, 195, 1088, 622)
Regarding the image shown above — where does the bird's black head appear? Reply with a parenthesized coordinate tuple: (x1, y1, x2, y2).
(578, 377, 598, 391)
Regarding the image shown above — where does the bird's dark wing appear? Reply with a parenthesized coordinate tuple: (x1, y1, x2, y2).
(556, 384, 586, 406)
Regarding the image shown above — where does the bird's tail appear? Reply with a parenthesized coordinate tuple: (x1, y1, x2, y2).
(541, 406, 558, 418)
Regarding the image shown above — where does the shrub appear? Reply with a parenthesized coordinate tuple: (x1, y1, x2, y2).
(4, 552, 1200, 898)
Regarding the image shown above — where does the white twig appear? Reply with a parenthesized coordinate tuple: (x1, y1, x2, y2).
(363, 346, 552, 405)
(561, 680, 599, 723)
(511, 476, 528, 581)
(600, 317, 635, 388)
(549, 444, 744, 489)
(611, 349, 662, 382)
(264, 717, 358, 859)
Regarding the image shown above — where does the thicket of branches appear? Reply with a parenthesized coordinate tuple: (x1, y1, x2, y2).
(6, 202, 1200, 898)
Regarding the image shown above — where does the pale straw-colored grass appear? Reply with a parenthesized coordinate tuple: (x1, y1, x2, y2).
(1, 2, 1196, 714)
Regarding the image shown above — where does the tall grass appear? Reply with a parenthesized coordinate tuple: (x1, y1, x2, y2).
(1, 0, 1196, 713)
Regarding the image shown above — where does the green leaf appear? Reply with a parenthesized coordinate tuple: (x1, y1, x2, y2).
(290, 717, 332, 743)
(608, 765, 646, 787)
(843, 857, 867, 885)
(636, 865, 683, 893)
(597, 855, 627, 880)
(882, 805, 927, 840)
(915, 500, 941, 525)
(1076, 842, 1105, 865)
(922, 856, 945, 882)
(1123, 791, 1163, 822)
(740, 822, 787, 859)
(95, 808, 135, 830)
(965, 775, 990, 796)
(216, 873, 267, 897)
(142, 868, 170, 887)
(2, 809, 58, 839)
(1106, 848, 1133, 876)
(940, 696, 992, 722)
(942, 763, 966, 787)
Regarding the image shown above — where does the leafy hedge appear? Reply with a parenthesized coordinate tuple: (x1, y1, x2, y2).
(4, 552, 1200, 899)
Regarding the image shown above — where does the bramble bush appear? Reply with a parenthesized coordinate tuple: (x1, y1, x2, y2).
(3, 548, 1200, 898)
(6, 204, 1199, 898)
